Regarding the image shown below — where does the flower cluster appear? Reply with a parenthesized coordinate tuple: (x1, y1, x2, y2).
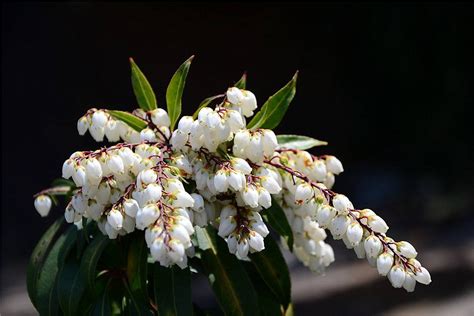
(267, 149, 432, 291)
(34, 85, 431, 291)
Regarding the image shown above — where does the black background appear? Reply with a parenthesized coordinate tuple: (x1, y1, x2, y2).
(2, 2, 474, 314)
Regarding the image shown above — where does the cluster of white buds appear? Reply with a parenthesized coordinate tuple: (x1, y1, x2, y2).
(268, 149, 431, 290)
(34, 83, 430, 291)
(218, 205, 269, 259)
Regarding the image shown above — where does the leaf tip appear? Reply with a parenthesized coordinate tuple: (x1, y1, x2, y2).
(292, 70, 299, 81)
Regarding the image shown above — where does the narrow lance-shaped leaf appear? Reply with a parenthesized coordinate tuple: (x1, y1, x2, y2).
(126, 233, 149, 306)
(250, 236, 291, 309)
(153, 265, 192, 316)
(36, 226, 78, 315)
(27, 217, 64, 309)
(108, 110, 148, 132)
(90, 279, 112, 316)
(277, 134, 328, 150)
(57, 261, 82, 316)
(80, 234, 110, 291)
(167, 55, 194, 130)
(196, 226, 259, 316)
(234, 72, 247, 89)
(247, 72, 298, 130)
(192, 94, 225, 120)
(244, 263, 282, 316)
(130, 58, 157, 111)
(261, 198, 294, 251)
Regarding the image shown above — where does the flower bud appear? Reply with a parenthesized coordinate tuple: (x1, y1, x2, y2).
(77, 116, 89, 135)
(107, 155, 124, 174)
(34, 195, 52, 217)
(364, 235, 383, 258)
(332, 194, 353, 214)
(403, 273, 416, 292)
(170, 130, 188, 150)
(295, 183, 313, 205)
(368, 215, 389, 234)
(177, 116, 194, 133)
(249, 232, 265, 252)
(242, 186, 259, 208)
(191, 193, 204, 212)
(174, 191, 194, 208)
(105, 119, 121, 142)
(258, 189, 271, 208)
(346, 222, 363, 246)
(150, 108, 170, 127)
(226, 87, 244, 105)
(84, 158, 103, 181)
(123, 198, 140, 217)
(261, 130, 278, 156)
(62, 159, 75, 179)
(218, 216, 236, 237)
(240, 90, 257, 117)
(414, 267, 431, 285)
(377, 252, 394, 276)
(397, 241, 418, 259)
(72, 166, 87, 187)
(142, 183, 162, 203)
(91, 110, 108, 128)
(388, 265, 406, 288)
(136, 204, 160, 229)
(237, 240, 250, 258)
(140, 128, 157, 142)
(231, 157, 252, 174)
(214, 170, 229, 193)
(316, 205, 337, 227)
(107, 208, 123, 230)
(330, 215, 350, 239)
(325, 156, 344, 175)
(104, 222, 119, 239)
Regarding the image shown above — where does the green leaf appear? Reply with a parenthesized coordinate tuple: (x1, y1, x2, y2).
(90, 279, 113, 316)
(244, 264, 282, 316)
(57, 261, 83, 315)
(234, 73, 247, 89)
(261, 198, 294, 251)
(247, 72, 298, 130)
(109, 110, 148, 132)
(277, 134, 327, 150)
(51, 178, 76, 189)
(130, 58, 157, 111)
(122, 278, 153, 315)
(194, 226, 213, 251)
(36, 226, 78, 315)
(167, 56, 194, 130)
(198, 226, 259, 316)
(80, 234, 110, 291)
(250, 237, 291, 309)
(153, 265, 192, 316)
(27, 217, 64, 309)
(126, 233, 149, 306)
(192, 94, 224, 119)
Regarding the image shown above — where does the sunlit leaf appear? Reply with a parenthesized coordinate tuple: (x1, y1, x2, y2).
(109, 110, 148, 132)
(130, 58, 157, 111)
(166, 56, 194, 130)
(277, 134, 327, 150)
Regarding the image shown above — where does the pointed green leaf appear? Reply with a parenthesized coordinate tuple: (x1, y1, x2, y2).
(234, 73, 247, 89)
(261, 198, 294, 251)
(250, 237, 291, 309)
(90, 280, 112, 316)
(167, 56, 194, 130)
(36, 226, 78, 315)
(130, 58, 157, 111)
(27, 217, 64, 309)
(51, 178, 76, 189)
(198, 226, 259, 316)
(247, 72, 298, 130)
(57, 261, 83, 315)
(153, 265, 192, 316)
(81, 234, 110, 291)
(126, 233, 149, 306)
(192, 94, 225, 119)
(277, 134, 328, 150)
(122, 278, 153, 315)
(244, 263, 283, 316)
(109, 110, 148, 132)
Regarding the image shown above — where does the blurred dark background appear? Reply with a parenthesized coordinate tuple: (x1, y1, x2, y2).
(2, 2, 474, 315)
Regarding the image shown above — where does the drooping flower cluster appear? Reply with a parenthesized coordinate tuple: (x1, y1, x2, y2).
(34, 85, 431, 291)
